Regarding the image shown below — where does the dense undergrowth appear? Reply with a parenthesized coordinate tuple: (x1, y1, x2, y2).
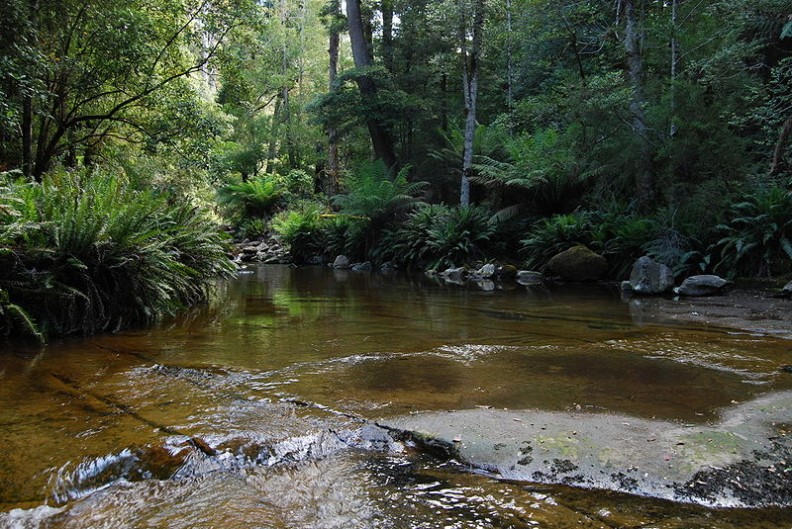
(0, 171, 235, 340)
(229, 159, 791, 283)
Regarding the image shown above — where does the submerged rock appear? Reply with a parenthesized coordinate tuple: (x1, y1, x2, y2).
(350, 261, 372, 272)
(629, 256, 674, 294)
(380, 261, 397, 272)
(781, 280, 792, 298)
(546, 246, 608, 282)
(475, 279, 496, 291)
(516, 270, 544, 285)
(674, 275, 731, 296)
(439, 266, 466, 281)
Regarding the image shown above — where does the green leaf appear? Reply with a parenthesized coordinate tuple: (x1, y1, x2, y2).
(781, 237, 792, 259)
(782, 21, 792, 39)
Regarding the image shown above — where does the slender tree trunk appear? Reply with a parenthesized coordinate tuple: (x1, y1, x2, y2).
(325, 0, 341, 195)
(265, 94, 282, 175)
(279, 0, 298, 170)
(381, 0, 394, 72)
(440, 72, 449, 132)
(346, 0, 397, 168)
(21, 96, 33, 178)
(623, 0, 653, 210)
(669, 0, 679, 138)
(460, 0, 485, 208)
(770, 113, 792, 177)
(506, 0, 514, 136)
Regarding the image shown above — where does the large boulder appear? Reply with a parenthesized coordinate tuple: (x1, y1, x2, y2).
(629, 256, 674, 295)
(497, 264, 518, 280)
(332, 255, 351, 269)
(673, 275, 731, 296)
(546, 245, 608, 282)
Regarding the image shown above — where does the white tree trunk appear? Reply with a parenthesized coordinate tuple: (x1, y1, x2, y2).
(460, 0, 485, 208)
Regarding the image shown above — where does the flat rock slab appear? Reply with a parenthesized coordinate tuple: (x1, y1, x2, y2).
(383, 390, 792, 507)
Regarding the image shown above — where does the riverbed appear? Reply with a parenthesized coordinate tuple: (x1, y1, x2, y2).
(1, 265, 791, 528)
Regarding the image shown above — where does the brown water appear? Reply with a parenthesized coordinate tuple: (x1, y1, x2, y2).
(1, 265, 792, 528)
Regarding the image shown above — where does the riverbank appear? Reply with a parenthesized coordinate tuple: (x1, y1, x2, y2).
(625, 278, 792, 340)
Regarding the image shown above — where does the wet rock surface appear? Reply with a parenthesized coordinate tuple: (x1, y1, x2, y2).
(629, 256, 674, 294)
(674, 274, 732, 296)
(383, 390, 792, 507)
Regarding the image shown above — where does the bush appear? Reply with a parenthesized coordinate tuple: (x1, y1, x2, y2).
(520, 212, 595, 271)
(218, 175, 283, 220)
(274, 169, 316, 199)
(643, 229, 708, 278)
(320, 214, 368, 262)
(270, 201, 327, 263)
(382, 204, 497, 270)
(333, 161, 426, 257)
(0, 171, 235, 338)
(594, 212, 660, 279)
(713, 187, 792, 278)
(520, 209, 668, 279)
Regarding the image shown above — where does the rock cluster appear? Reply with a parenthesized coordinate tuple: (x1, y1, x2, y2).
(233, 237, 291, 265)
(330, 255, 386, 273)
(623, 256, 733, 297)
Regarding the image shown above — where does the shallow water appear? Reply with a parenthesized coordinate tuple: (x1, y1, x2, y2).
(1, 265, 792, 528)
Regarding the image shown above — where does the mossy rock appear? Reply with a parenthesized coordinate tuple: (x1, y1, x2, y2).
(547, 245, 608, 282)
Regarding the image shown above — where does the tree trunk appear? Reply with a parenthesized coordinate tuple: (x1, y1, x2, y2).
(669, 0, 679, 138)
(459, 0, 485, 208)
(325, 0, 341, 195)
(346, 0, 397, 169)
(770, 113, 792, 177)
(506, 0, 514, 136)
(265, 94, 282, 175)
(623, 0, 653, 211)
(381, 0, 394, 72)
(21, 96, 33, 178)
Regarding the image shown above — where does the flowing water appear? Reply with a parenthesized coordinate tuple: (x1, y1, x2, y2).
(1, 265, 792, 528)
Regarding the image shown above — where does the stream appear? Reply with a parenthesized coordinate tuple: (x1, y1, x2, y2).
(1, 265, 792, 528)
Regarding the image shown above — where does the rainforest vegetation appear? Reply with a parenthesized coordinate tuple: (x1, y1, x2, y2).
(1, 0, 791, 339)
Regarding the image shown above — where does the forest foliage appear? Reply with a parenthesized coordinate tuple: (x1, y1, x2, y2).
(1, 0, 791, 337)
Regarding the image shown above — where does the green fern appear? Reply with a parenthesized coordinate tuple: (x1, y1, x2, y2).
(332, 161, 427, 258)
(713, 186, 792, 278)
(219, 176, 283, 219)
(0, 170, 235, 338)
(382, 204, 497, 270)
(520, 212, 595, 271)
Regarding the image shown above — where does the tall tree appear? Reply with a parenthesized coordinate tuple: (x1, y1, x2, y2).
(323, 0, 343, 194)
(4, 0, 249, 180)
(459, 0, 485, 207)
(346, 0, 397, 168)
(622, 0, 653, 210)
